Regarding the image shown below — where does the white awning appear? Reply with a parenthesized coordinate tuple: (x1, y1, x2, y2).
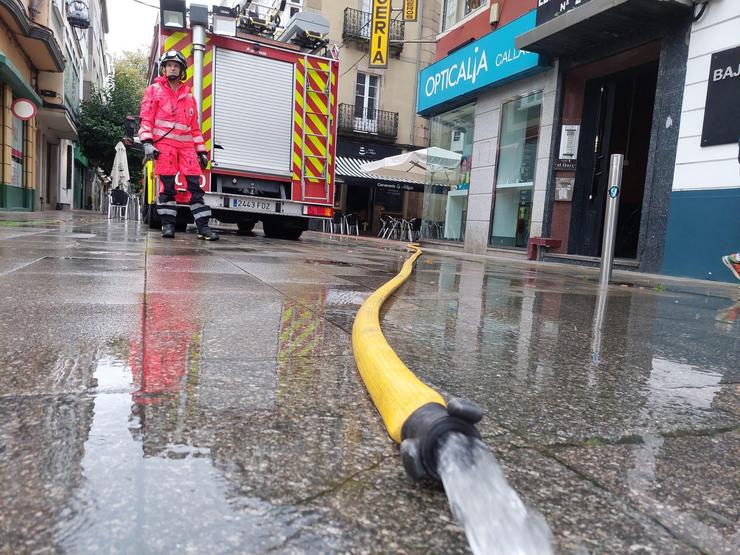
(335, 156, 426, 185)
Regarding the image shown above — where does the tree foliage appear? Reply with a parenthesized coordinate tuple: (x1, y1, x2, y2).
(77, 49, 150, 185)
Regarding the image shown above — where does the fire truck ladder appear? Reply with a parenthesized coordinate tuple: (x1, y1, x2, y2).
(301, 57, 332, 201)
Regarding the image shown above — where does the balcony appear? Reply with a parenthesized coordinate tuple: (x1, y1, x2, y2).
(342, 8, 404, 54)
(338, 103, 398, 142)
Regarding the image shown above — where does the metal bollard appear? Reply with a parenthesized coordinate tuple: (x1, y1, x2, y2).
(599, 154, 624, 286)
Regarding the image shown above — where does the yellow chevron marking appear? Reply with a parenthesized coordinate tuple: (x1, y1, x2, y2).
(307, 112, 327, 136)
(307, 92, 328, 115)
(203, 95, 212, 111)
(307, 133, 326, 155)
(164, 32, 186, 51)
(204, 49, 213, 65)
(203, 72, 212, 89)
(181, 43, 193, 58)
(202, 117, 212, 135)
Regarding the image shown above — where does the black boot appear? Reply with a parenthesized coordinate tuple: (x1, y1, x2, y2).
(196, 223, 219, 241)
(162, 223, 175, 238)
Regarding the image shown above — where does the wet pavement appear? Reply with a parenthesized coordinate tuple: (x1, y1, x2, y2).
(0, 211, 738, 554)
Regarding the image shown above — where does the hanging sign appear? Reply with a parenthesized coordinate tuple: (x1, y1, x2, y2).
(403, 0, 418, 22)
(370, 0, 391, 68)
(417, 11, 543, 115)
(11, 98, 37, 120)
(536, 0, 593, 25)
(701, 45, 740, 147)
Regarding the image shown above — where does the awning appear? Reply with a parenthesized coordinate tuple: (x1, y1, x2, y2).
(336, 156, 426, 185)
(37, 106, 78, 141)
(0, 1, 64, 72)
(515, 0, 693, 57)
(0, 53, 42, 106)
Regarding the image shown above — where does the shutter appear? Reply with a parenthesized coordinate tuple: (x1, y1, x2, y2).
(212, 48, 294, 176)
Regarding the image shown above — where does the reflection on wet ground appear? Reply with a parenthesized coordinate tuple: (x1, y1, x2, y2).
(0, 211, 738, 553)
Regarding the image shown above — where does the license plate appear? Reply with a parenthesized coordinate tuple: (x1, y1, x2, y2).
(231, 198, 275, 211)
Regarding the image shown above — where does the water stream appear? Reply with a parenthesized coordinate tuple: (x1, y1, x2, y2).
(437, 432, 553, 555)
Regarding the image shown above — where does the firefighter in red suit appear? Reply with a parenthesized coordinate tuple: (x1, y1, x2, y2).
(139, 50, 218, 240)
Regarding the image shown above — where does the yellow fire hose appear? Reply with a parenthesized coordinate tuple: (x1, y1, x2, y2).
(352, 244, 483, 481)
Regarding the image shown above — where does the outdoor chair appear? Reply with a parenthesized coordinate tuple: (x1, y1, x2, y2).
(108, 188, 129, 220)
(344, 213, 359, 236)
(330, 213, 344, 234)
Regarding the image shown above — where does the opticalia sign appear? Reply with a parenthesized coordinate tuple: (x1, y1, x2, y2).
(417, 11, 543, 115)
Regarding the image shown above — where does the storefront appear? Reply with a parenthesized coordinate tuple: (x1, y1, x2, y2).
(417, 10, 555, 252)
(516, 0, 695, 272)
(334, 140, 425, 235)
(662, 0, 740, 282)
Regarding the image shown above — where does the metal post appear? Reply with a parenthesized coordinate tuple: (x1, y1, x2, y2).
(599, 154, 624, 286)
(192, 24, 206, 125)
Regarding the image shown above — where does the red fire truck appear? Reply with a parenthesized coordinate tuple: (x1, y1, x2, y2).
(140, 2, 338, 240)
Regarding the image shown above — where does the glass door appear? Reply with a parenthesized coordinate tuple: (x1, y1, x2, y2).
(490, 92, 543, 248)
(354, 72, 379, 134)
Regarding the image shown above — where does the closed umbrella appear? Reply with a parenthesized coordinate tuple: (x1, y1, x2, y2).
(110, 141, 130, 192)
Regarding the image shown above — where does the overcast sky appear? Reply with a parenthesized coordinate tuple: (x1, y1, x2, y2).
(106, 0, 161, 57)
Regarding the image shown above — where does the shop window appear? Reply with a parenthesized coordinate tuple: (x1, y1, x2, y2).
(442, 0, 485, 31)
(354, 72, 380, 133)
(422, 102, 475, 242)
(11, 114, 25, 188)
(489, 91, 543, 248)
(66, 144, 74, 190)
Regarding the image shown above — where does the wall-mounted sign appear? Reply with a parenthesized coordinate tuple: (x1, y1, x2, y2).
(536, 0, 593, 25)
(701, 45, 740, 147)
(555, 177, 574, 201)
(403, 0, 418, 22)
(554, 159, 577, 171)
(417, 11, 543, 116)
(378, 181, 423, 192)
(11, 98, 37, 120)
(370, 0, 391, 68)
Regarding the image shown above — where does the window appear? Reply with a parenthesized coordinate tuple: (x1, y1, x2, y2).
(490, 91, 543, 248)
(442, 0, 485, 31)
(66, 144, 74, 190)
(354, 72, 379, 134)
(279, 0, 302, 26)
(11, 113, 25, 188)
(421, 102, 475, 242)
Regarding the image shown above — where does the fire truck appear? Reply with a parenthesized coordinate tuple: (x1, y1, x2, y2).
(139, 1, 338, 240)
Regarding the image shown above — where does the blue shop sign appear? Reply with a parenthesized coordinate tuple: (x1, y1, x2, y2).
(417, 11, 543, 116)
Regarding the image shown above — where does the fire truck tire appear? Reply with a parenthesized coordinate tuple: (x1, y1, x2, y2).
(237, 220, 256, 234)
(262, 218, 303, 240)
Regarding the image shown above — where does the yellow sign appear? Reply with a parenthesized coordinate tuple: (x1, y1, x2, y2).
(403, 0, 418, 21)
(370, 0, 391, 68)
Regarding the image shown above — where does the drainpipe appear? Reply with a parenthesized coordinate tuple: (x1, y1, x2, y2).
(192, 23, 206, 124)
(409, 0, 424, 146)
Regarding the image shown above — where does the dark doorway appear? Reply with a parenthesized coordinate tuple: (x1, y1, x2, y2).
(569, 61, 658, 258)
(345, 183, 372, 233)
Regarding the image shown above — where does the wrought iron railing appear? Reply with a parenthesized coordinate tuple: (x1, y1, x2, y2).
(338, 103, 398, 140)
(342, 8, 405, 43)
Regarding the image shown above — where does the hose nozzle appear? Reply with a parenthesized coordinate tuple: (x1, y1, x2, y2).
(400, 398, 483, 482)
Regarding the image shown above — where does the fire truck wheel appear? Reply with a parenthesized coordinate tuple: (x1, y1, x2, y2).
(262, 218, 302, 240)
(237, 221, 256, 234)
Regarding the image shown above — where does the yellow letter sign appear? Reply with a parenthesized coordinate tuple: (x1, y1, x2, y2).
(370, 0, 391, 68)
(403, 0, 417, 22)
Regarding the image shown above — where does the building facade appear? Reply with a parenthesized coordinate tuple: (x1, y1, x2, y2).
(662, 0, 740, 281)
(416, 0, 557, 252)
(0, 0, 108, 212)
(301, 0, 440, 235)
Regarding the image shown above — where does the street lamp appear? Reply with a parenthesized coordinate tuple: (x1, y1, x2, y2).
(160, 0, 187, 30)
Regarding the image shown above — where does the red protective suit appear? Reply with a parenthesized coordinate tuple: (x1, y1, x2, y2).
(138, 75, 207, 176)
(139, 76, 212, 228)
